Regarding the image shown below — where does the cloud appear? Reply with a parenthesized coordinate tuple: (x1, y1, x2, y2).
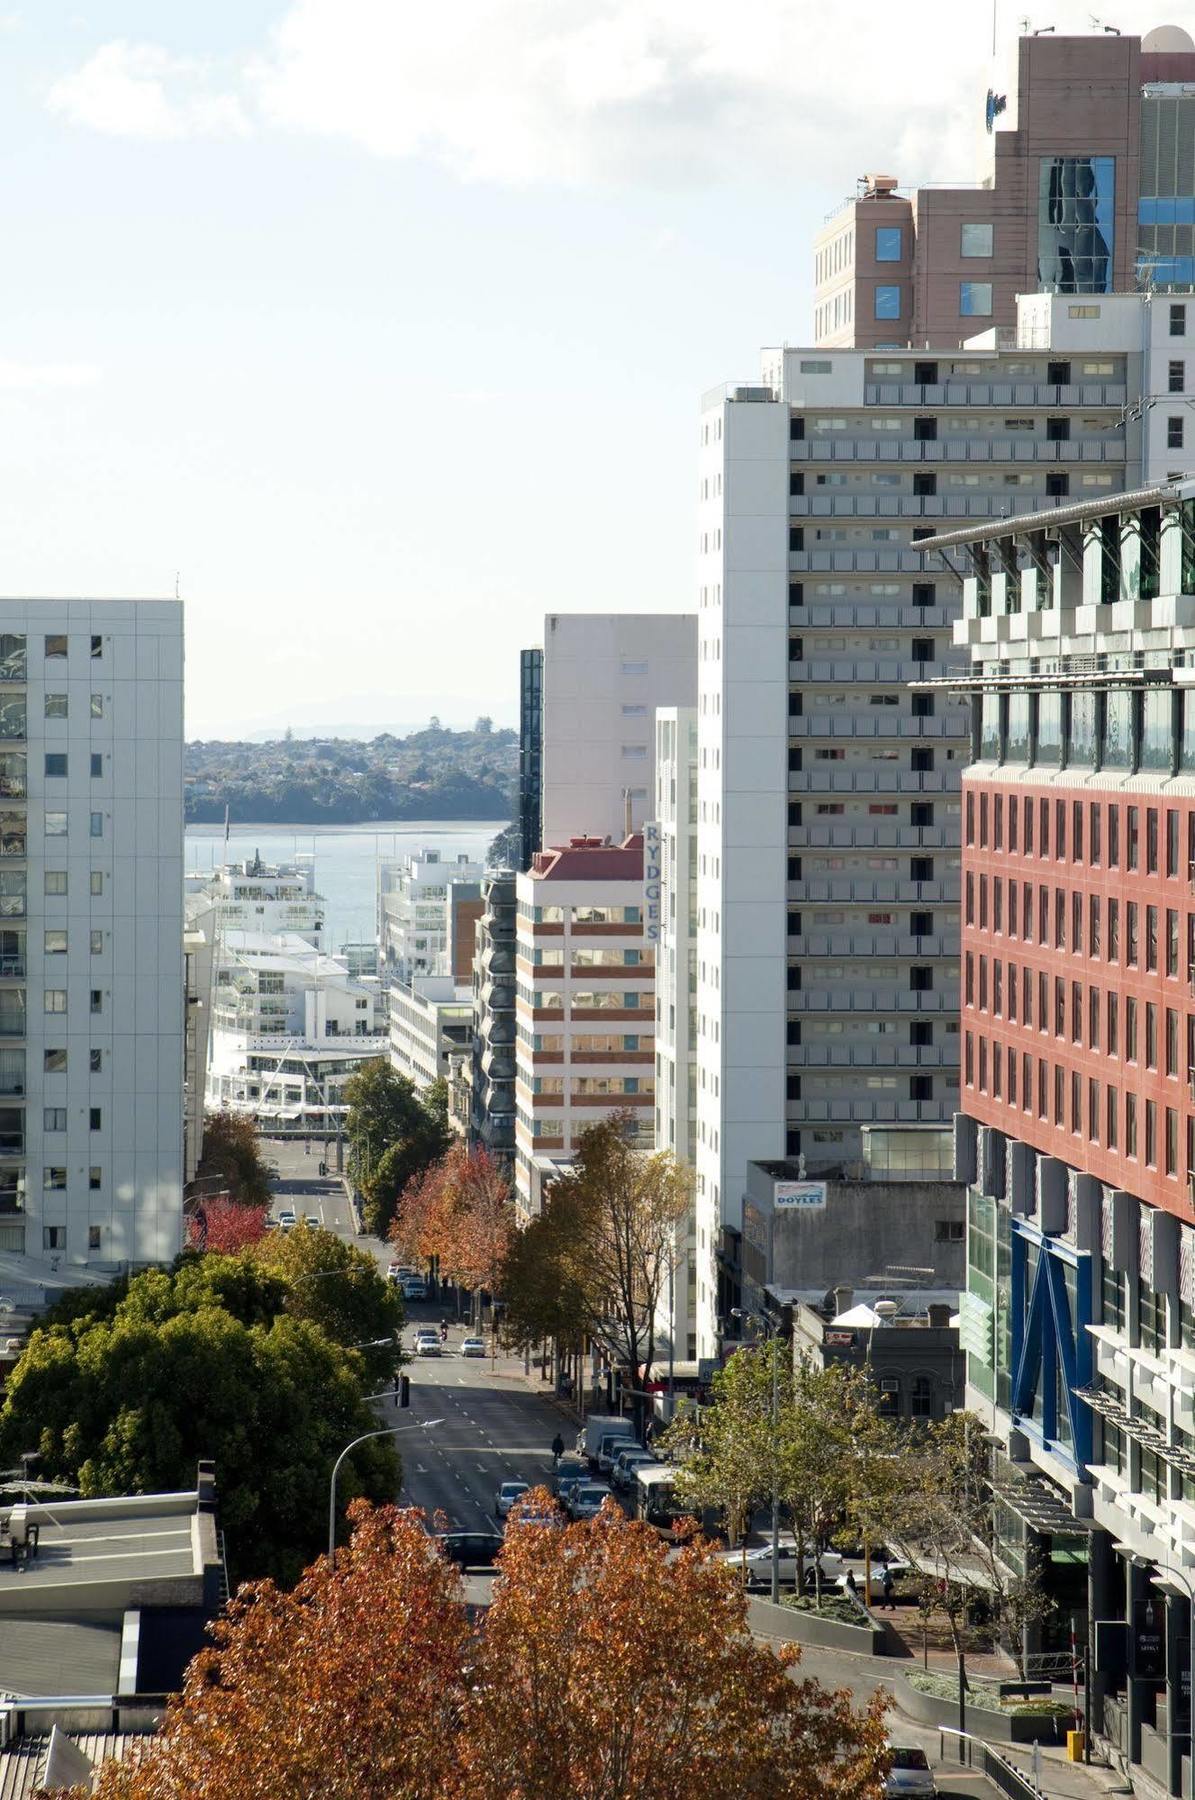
(47, 40, 248, 141)
(0, 362, 101, 390)
(45, 0, 1180, 189)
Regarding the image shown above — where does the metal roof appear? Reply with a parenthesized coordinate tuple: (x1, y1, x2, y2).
(915, 480, 1195, 552)
(0, 1618, 121, 1697)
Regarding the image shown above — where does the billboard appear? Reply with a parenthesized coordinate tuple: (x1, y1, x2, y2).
(773, 1181, 827, 1211)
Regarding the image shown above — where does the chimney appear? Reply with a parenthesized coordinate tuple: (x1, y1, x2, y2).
(623, 788, 633, 837)
(928, 1303, 952, 1330)
(832, 1285, 853, 1318)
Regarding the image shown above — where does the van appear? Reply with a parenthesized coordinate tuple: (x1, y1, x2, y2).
(578, 1415, 634, 1469)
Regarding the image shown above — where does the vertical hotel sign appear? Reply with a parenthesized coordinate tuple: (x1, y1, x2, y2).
(644, 822, 662, 943)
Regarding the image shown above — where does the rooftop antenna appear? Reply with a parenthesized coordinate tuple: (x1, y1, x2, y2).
(175, 571, 181, 600)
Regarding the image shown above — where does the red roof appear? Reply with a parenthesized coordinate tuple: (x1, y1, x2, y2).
(530, 833, 643, 882)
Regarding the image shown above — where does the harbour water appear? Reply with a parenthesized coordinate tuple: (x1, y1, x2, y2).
(184, 819, 507, 952)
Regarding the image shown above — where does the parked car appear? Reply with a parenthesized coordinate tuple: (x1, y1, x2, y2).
(566, 1482, 613, 1521)
(401, 1280, 428, 1302)
(596, 1432, 639, 1475)
(460, 1337, 486, 1358)
(883, 1747, 936, 1799)
(732, 1544, 845, 1591)
(436, 1530, 504, 1572)
(610, 1447, 655, 1493)
(495, 1480, 531, 1518)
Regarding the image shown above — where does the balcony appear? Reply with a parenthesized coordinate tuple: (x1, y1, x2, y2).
(788, 714, 969, 740)
(788, 877, 960, 905)
(788, 1043, 954, 1068)
(787, 1097, 956, 1124)
(791, 987, 956, 1013)
(789, 436, 1124, 466)
(792, 767, 956, 795)
(790, 932, 959, 960)
(794, 603, 957, 631)
(789, 822, 954, 849)
(0, 821, 25, 859)
(861, 379, 1126, 408)
(792, 492, 1072, 522)
(0, 1001, 25, 1039)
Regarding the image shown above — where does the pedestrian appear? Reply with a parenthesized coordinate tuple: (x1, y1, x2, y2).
(551, 1432, 565, 1468)
(882, 1568, 895, 1611)
(845, 1569, 858, 1596)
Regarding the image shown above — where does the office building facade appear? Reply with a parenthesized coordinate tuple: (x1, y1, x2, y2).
(0, 601, 184, 1290)
(814, 24, 1195, 352)
(469, 870, 517, 1165)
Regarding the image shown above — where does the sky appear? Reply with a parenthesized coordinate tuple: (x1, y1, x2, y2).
(0, 0, 1180, 737)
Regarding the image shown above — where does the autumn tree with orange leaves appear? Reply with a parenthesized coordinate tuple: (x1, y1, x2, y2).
(56, 1492, 888, 1800)
(390, 1144, 513, 1321)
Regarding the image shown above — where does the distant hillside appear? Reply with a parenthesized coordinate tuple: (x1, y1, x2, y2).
(185, 723, 517, 825)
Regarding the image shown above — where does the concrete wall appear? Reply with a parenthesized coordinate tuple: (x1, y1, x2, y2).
(748, 1170, 966, 1294)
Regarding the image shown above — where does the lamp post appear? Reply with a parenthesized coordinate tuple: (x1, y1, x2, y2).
(1146, 1560, 1195, 1800)
(731, 1304, 784, 1606)
(328, 1418, 441, 1566)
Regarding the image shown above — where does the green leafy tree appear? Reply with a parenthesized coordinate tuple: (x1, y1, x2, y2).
(344, 1061, 450, 1238)
(254, 1224, 404, 1385)
(0, 1263, 396, 1586)
(660, 1343, 779, 1567)
(197, 1111, 275, 1206)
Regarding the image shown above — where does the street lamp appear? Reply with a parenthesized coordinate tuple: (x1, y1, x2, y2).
(731, 1305, 784, 1606)
(1118, 1544, 1195, 1800)
(328, 1418, 442, 1566)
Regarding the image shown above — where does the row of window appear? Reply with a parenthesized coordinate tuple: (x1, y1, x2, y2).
(966, 959, 1190, 1080)
(42, 1110, 104, 1133)
(967, 882, 1188, 976)
(978, 688, 1192, 774)
(44, 755, 104, 779)
(964, 1033, 1187, 1178)
(873, 282, 992, 321)
(966, 787, 1193, 876)
(0, 634, 103, 683)
(871, 223, 993, 264)
(44, 694, 105, 719)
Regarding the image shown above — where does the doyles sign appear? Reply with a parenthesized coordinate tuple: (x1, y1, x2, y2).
(774, 1181, 827, 1211)
(644, 821, 662, 943)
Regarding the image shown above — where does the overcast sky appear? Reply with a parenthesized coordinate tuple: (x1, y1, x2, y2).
(0, 1, 1176, 736)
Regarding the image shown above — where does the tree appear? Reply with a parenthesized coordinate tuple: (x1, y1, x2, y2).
(0, 1261, 397, 1586)
(660, 1343, 778, 1563)
(77, 1503, 469, 1800)
(524, 1118, 690, 1435)
(67, 1497, 889, 1800)
(343, 1061, 450, 1238)
(196, 1111, 275, 1206)
(391, 1145, 512, 1325)
(782, 1357, 882, 1602)
(186, 1195, 267, 1254)
(253, 1223, 404, 1386)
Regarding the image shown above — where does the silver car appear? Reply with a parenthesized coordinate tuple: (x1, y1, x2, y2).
(567, 1482, 613, 1521)
(884, 1748, 936, 1799)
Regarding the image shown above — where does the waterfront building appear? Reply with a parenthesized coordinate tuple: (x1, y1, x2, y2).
(185, 854, 325, 950)
(469, 870, 517, 1165)
(377, 850, 482, 987)
(930, 465, 1195, 1791)
(205, 931, 385, 1136)
(0, 602, 184, 1298)
(814, 24, 1195, 351)
(514, 836, 654, 1218)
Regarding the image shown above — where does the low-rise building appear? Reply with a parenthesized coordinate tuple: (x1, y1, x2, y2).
(377, 851, 482, 987)
(787, 1293, 962, 1423)
(514, 836, 654, 1216)
(388, 976, 472, 1095)
(186, 855, 325, 950)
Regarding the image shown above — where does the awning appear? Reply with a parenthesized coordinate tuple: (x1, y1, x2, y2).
(915, 479, 1194, 552)
(992, 1471, 1093, 1538)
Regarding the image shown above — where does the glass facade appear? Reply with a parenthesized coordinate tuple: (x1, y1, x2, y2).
(1037, 155, 1114, 293)
(1067, 691, 1096, 767)
(1140, 689, 1173, 772)
(875, 227, 902, 262)
(1034, 691, 1062, 766)
(1102, 690, 1133, 768)
(1007, 692, 1030, 763)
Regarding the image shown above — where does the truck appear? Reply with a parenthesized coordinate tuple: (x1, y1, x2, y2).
(577, 1414, 635, 1469)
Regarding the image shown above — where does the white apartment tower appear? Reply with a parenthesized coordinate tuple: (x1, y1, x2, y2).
(538, 614, 698, 848)
(0, 602, 185, 1290)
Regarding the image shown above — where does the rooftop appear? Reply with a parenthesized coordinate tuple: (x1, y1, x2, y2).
(528, 834, 644, 883)
(916, 478, 1195, 553)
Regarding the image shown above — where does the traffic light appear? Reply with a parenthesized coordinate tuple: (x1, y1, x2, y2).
(399, 1374, 410, 1409)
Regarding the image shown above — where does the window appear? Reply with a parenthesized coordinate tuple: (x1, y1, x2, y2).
(43, 1048, 66, 1072)
(90, 634, 102, 659)
(43, 930, 66, 955)
(44, 635, 67, 659)
(44, 871, 66, 896)
(90, 871, 103, 897)
(43, 754, 66, 778)
(874, 286, 901, 320)
(1169, 416, 1185, 450)
(89, 1049, 101, 1073)
(45, 812, 67, 837)
(90, 693, 103, 719)
(87, 1223, 100, 1249)
(960, 282, 993, 316)
(89, 812, 103, 838)
(89, 753, 102, 778)
(89, 929, 102, 955)
(89, 1168, 101, 1192)
(1172, 303, 1187, 337)
(44, 990, 66, 1014)
(1170, 360, 1185, 393)
(43, 1167, 66, 1189)
(89, 1107, 101, 1131)
(44, 694, 67, 719)
(961, 222, 993, 258)
(43, 1108, 65, 1131)
(89, 989, 102, 1015)
(875, 226, 902, 261)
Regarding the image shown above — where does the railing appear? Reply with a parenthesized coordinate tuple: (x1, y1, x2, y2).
(938, 1728, 1044, 1797)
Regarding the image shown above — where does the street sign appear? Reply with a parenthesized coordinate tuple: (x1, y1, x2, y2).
(1132, 1598, 1166, 1681)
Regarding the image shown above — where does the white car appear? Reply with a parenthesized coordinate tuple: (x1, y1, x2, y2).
(460, 1337, 486, 1357)
(567, 1482, 613, 1521)
(304, 1215, 320, 1229)
(495, 1480, 531, 1518)
(883, 1748, 936, 1799)
(733, 1544, 845, 1591)
(276, 1210, 296, 1232)
(414, 1331, 441, 1358)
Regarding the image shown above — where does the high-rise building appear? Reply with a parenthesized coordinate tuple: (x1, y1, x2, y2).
(185, 855, 326, 950)
(930, 462, 1195, 1792)
(814, 24, 1195, 351)
(689, 289, 1182, 1358)
(377, 851, 483, 987)
(0, 602, 184, 1296)
(524, 614, 697, 852)
(469, 870, 517, 1166)
(513, 835, 653, 1217)
(518, 648, 543, 872)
